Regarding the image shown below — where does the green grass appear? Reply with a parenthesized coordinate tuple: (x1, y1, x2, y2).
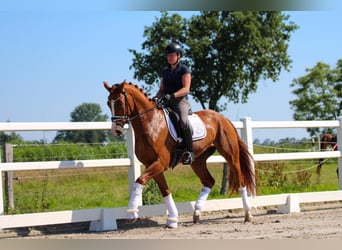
(5, 157, 339, 214)
(4, 139, 339, 214)
(9, 168, 130, 214)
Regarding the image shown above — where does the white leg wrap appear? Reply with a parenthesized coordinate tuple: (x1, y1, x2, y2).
(239, 186, 251, 211)
(195, 186, 211, 211)
(126, 183, 144, 219)
(164, 193, 178, 228)
(164, 193, 178, 218)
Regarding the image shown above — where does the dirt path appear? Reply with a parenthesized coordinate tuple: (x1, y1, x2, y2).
(2, 202, 342, 239)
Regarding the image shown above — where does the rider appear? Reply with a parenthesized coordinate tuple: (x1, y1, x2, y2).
(154, 42, 194, 165)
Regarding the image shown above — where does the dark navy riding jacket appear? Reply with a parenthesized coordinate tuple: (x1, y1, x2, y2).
(161, 63, 191, 96)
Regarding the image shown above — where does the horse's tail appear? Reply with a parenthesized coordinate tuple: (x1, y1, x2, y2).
(236, 138, 256, 196)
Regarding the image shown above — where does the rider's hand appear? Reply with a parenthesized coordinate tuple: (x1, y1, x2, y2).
(152, 96, 160, 103)
(163, 93, 175, 101)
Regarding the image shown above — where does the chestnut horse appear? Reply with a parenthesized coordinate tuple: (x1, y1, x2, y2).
(104, 80, 255, 228)
(317, 133, 338, 177)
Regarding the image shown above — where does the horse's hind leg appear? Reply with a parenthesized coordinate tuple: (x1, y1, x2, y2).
(191, 147, 216, 223)
(216, 133, 254, 222)
(317, 159, 323, 176)
(239, 186, 253, 222)
(193, 186, 211, 224)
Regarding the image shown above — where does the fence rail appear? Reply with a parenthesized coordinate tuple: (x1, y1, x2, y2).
(1, 117, 342, 231)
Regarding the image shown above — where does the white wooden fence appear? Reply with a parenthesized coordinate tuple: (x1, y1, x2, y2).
(0, 117, 342, 231)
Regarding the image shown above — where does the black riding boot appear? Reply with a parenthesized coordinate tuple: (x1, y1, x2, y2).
(182, 125, 194, 165)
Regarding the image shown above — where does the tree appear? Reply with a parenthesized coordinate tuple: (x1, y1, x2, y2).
(289, 60, 342, 136)
(54, 103, 108, 143)
(129, 11, 298, 111)
(0, 131, 23, 145)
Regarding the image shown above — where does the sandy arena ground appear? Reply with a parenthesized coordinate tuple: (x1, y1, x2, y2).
(1, 201, 342, 239)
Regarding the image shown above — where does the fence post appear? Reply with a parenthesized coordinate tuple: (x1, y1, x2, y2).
(0, 150, 3, 215)
(317, 134, 321, 151)
(240, 117, 255, 195)
(240, 117, 254, 154)
(3, 144, 14, 212)
(126, 123, 142, 205)
(337, 117, 342, 189)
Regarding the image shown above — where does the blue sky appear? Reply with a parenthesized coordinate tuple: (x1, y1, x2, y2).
(1, 7, 342, 142)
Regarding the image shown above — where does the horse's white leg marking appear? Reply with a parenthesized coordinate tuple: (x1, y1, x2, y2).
(239, 186, 253, 222)
(164, 193, 179, 228)
(193, 186, 211, 223)
(126, 182, 144, 220)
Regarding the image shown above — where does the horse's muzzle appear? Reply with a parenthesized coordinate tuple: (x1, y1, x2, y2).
(111, 122, 124, 136)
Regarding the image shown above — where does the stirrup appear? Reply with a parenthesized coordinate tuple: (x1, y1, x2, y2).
(182, 151, 194, 165)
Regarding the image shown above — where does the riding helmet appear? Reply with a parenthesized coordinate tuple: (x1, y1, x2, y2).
(165, 42, 183, 56)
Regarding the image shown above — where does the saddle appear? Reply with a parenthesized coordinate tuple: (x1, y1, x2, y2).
(162, 107, 206, 142)
(162, 107, 207, 168)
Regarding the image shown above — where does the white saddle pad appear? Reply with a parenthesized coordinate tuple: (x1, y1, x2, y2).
(163, 108, 207, 142)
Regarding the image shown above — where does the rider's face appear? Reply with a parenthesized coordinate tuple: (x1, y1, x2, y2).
(167, 53, 179, 65)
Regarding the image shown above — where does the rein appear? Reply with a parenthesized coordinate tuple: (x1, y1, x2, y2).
(110, 90, 158, 123)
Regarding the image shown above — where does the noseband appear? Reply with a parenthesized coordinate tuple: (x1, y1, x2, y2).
(109, 89, 158, 126)
(110, 90, 130, 124)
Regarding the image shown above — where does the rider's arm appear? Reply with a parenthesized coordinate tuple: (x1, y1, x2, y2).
(174, 73, 191, 98)
(155, 78, 165, 98)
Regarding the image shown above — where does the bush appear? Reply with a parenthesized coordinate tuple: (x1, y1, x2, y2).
(256, 161, 315, 194)
(256, 161, 288, 191)
(12, 142, 127, 162)
(142, 180, 163, 205)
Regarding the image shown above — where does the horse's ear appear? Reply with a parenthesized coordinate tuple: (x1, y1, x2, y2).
(103, 81, 111, 92)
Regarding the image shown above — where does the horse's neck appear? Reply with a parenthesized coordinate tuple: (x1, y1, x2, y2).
(128, 91, 153, 117)
(126, 86, 166, 134)
(129, 98, 163, 131)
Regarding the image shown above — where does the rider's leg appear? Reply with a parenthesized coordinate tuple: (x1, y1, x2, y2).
(178, 100, 194, 165)
(181, 123, 194, 164)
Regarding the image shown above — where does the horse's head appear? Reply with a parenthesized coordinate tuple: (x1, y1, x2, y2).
(104, 80, 131, 136)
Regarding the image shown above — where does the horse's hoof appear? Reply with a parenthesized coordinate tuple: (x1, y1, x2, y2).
(244, 211, 253, 223)
(166, 217, 178, 228)
(125, 218, 139, 224)
(193, 210, 201, 224)
(125, 210, 139, 224)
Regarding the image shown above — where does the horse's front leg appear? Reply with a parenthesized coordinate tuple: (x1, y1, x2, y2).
(154, 173, 179, 228)
(126, 159, 164, 221)
(126, 182, 144, 221)
(126, 163, 179, 228)
(239, 186, 253, 222)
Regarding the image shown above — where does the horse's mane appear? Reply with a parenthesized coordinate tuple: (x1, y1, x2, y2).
(123, 81, 153, 102)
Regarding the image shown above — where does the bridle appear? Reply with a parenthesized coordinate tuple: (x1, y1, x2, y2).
(109, 88, 160, 128)
(109, 90, 131, 124)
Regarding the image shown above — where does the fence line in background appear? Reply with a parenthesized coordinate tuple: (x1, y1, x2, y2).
(0, 117, 342, 231)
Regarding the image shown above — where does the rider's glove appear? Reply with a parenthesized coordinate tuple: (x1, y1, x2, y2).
(152, 96, 160, 103)
(163, 93, 175, 102)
